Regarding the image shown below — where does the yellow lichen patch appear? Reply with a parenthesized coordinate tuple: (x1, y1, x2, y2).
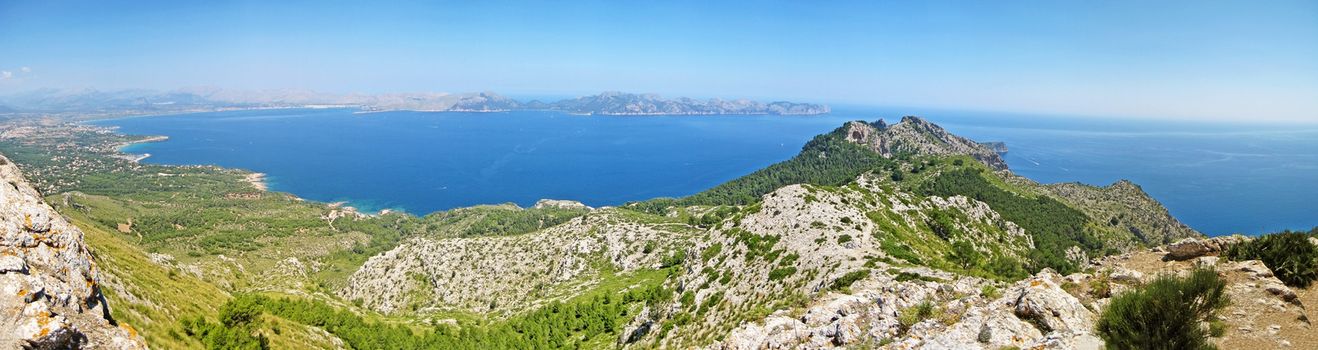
(1029, 279, 1043, 287)
(36, 311, 52, 327)
(38, 327, 50, 337)
(24, 214, 31, 230)
(120, 323, 139, 338)
(16, 288, 27, 297)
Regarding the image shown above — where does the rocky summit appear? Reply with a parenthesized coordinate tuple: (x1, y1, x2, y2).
(0, 155, 145, 349)
(844, 117, 1009, 171)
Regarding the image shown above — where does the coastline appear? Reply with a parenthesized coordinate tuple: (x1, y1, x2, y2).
(92, 121, 404, 217)
(244, 172, 268, 191)
(111, 135, 169, 163)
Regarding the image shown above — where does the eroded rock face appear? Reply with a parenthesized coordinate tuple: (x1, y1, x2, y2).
(0, 155, 146, 349)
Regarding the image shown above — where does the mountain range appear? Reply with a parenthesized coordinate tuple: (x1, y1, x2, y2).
(0, 89, 829, 116)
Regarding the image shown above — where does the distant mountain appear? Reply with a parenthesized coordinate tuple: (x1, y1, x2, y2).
(0, 88, 829, 116)
(0, 88, 247, 112)
(545, 91, 830, 115)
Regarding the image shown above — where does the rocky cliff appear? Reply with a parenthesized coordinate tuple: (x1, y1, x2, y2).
(843, 116, 1009, 170)
(0, 154, 145, 349)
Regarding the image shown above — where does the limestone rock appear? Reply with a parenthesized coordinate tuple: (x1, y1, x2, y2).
(0, 154, 146, 349)
(532, 199, 592, 210)
(1011, 272, 1095, 333)
(1165, 238, 1214, 261)
(1108, 268, 1144, 283)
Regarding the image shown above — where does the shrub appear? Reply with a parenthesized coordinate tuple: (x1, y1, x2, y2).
(660, 250, 687, 268)
(1224, 230, 1318, 288)
(831, 269, 870, 291)
(1095, 268, 1228, 350)
(768, 267, 797, 281)
(946, 241, 982, 269)
(1208, 319, 1227, 337)
(898, 301, 937, 332)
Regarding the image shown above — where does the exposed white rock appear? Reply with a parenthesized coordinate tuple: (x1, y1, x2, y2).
(532, 199, 592, 210)
(341, 212, 691, 314)
(1165, 238, 1214, 261)
(0, 155, 146, 349)
(1010, 271, 1095, 333)
(1108, 267, 1144, 283)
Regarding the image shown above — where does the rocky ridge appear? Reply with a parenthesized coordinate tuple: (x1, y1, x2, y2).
(341, 210, 697, 315)
(650, 176, 1037, 347)
(1042, 179, 1199, 247)
(0, 154, 146, 349)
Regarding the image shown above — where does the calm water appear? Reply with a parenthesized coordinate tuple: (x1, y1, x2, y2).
(94, 108, 1318, 235)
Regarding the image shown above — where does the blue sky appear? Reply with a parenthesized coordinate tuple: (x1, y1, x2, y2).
(1, 0, 1315, 122)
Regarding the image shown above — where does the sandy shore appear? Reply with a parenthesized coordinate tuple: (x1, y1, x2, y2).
(112, 135, 169, 163)
(244, 172, 268, 191)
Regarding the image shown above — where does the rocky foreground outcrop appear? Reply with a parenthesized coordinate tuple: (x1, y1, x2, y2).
(713, 268, 1103, 350)
(712, 235, 1314, 350)
(0, 155, 146, 349)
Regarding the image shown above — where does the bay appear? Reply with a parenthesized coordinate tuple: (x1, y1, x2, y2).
(95, 107, 1318, 235)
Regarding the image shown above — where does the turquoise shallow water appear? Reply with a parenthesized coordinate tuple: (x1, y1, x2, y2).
(94, 107, 1318, 236)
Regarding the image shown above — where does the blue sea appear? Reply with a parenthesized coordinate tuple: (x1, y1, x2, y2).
(94, 107, 1318, 236)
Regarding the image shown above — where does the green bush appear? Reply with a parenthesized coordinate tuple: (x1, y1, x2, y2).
(768, 267, 797, 281)
(898, 301, 937, 332)
(1224, 230, 1318, 288)
(946, 241, 982, 269)
(831, 269, 870, 290)
(181, 294, 270, 350)
(1095, 268, 1228, 350)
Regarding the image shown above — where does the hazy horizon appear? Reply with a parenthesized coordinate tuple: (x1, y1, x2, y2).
(2, 0, 1316, 122)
